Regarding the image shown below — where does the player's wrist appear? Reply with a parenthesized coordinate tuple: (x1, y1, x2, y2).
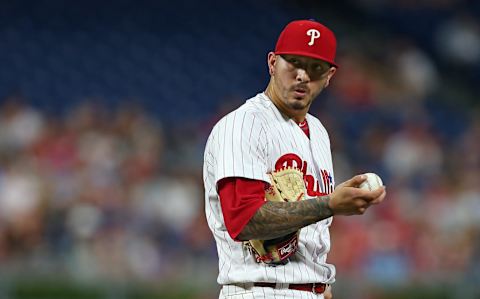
(325, 196, 334, 216)
(324, 196, 334, 216)
(314, 195, 334, 218)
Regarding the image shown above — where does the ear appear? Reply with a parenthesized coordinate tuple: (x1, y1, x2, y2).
(267, 52, 277, 76)
(324, 67, 337, 88)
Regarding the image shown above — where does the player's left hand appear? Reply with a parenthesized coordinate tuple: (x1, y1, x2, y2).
(324, 285, 332, 299)
(328, 174, 386, 215)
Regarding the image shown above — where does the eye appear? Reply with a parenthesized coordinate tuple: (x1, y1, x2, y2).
(313, 64, 326, 73)
(288, 58, 301, 67)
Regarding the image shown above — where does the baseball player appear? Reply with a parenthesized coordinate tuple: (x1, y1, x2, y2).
(203, 19, 386, 298)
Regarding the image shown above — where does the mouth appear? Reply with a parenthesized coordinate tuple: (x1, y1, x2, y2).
(293, 87, 308, 98)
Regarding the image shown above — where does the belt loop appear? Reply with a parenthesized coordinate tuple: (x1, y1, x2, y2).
(312, 283, 317, 294)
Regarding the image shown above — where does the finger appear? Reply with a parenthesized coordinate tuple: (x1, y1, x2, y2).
(370, 189, 387, 205)
(324, 287, 333, 299)
(341, 174, 367, 188)
(363, 186, 386, 202)
(323, 285, 332, 299)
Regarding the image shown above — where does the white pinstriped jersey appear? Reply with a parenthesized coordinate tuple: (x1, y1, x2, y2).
(203, 93, 336, 289)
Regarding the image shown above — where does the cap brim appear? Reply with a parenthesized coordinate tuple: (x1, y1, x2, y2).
(275, 51, 338, 68)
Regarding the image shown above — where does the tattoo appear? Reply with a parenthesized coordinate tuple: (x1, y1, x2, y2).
(237, 196, 333, 241)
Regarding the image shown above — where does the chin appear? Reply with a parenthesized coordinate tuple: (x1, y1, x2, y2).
(288, 101, 308, 111)
(289, 97, 310, 110)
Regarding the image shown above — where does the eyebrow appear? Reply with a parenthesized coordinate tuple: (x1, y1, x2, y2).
(283, 55, 330, 69)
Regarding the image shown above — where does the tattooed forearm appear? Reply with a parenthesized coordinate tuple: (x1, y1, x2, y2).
(236, 196, 333, 240)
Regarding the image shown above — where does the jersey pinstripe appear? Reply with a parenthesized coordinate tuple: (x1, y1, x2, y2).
(203, 92, 336, 289)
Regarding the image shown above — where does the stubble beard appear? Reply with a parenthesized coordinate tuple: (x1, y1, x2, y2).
(287, 94, 313, 111)
(289, 101, 307, 111)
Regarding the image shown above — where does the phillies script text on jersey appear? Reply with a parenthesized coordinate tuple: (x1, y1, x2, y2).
(275, 153, 334, 196)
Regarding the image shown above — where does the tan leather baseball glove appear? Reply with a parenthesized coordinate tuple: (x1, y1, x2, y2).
(245, 167, 306, 265)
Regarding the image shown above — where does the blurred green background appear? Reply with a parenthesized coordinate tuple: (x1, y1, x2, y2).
(0, 0, 479, 298)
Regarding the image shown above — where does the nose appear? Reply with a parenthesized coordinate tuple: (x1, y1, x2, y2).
(296, 68, 310, 83)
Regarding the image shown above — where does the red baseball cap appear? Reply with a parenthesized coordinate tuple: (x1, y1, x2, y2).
(275, 20, 338, 67)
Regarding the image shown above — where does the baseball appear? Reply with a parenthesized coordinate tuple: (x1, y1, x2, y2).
(359, 173, 383, 191)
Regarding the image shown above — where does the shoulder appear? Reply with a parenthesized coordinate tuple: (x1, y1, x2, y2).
(308, 114, 330, 140)
(307, 114, 327, 131)
(213, 94, 270, 131)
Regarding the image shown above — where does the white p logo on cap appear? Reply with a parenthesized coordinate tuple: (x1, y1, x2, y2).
(306, 29, 321, 46)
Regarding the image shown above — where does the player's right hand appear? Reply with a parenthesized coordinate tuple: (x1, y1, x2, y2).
(327, 174, 386, 215)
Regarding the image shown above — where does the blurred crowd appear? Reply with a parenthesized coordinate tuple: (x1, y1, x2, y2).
(0, 97, 214, 286)
(321, 46, 480, 296)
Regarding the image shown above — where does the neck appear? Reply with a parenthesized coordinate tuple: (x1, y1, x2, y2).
(265, 82, 307, 123)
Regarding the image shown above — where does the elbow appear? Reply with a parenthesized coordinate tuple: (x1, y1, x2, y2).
(235, 230, 250, 241)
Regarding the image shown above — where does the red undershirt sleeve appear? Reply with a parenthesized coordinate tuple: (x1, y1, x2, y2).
(218, 177, 267, 241)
